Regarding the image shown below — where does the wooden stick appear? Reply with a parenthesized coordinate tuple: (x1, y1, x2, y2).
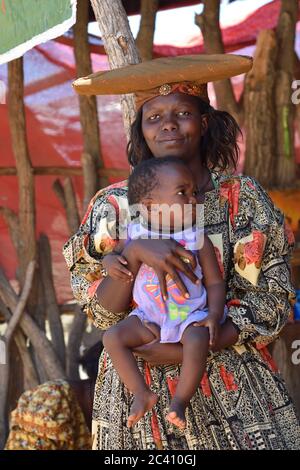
(74, 0, 106, 190)
(136, 0, 158, 61)
(0, 166, 129, 177)
(53, 178, 80, 235)
(0, 207, 20, 258)
(195, 0, 243, 125)
(0, 268, 66, 380)
(52, 179, 67, 212)
(7, 58, 36, 287)
(90, 0, 140, 139)
(14, 331, 39, 390)
(0, 300, 39, 390)
(81, 152, 99, 213)
(63, 178, 81, 234)
(0, 261, 35, 450)
(5, 261, 35, 344)
(39, 235, 66, 369)
(274, 0, 298, 187)
(244, 30, 277, 187)
(0, 301, 79, 320)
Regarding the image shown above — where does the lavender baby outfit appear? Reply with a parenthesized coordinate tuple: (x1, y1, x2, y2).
(128, 223, 215, 343)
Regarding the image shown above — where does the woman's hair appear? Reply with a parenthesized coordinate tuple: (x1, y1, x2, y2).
(127, 107, 153, 166)
(127, 155, 187, 205)
(127, 97, 241, 172)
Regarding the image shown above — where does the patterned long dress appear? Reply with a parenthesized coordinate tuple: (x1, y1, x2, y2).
(63, 172, 300, 450)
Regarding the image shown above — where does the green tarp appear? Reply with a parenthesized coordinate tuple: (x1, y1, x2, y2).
(0, 0, 77, 64)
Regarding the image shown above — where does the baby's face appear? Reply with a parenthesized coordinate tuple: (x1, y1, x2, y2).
(143, 164, 198, 232)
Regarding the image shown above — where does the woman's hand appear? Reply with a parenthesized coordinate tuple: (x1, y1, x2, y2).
(207, 318, 239, 352)
(133, 341, 183, 367)
(124, 238, 200, 300)
(193, 313, 220, 348)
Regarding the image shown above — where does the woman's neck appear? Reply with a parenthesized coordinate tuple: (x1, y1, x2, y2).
(186, 159, 213, 193)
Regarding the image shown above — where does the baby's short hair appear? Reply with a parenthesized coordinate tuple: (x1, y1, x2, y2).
(127, 156, 188, 205)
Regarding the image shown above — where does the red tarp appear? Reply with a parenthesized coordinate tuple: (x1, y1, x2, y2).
(153, 0, 300, 56)
(0, 0, 299, 304)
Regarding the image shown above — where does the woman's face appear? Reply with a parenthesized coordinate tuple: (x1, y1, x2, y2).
(141, 93, 203, 162)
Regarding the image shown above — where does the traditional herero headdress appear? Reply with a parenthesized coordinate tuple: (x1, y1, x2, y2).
(72, 54, 252, 108)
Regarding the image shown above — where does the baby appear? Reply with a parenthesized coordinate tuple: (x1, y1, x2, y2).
(102, 156, 226, 430)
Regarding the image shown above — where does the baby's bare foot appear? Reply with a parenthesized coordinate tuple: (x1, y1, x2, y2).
(127, 391, 158, 428)
(167, 398, 187, 430)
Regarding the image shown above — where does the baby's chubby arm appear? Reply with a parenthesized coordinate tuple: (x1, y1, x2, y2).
(102, 239, 133, 282)
(195, 234, 226, 346)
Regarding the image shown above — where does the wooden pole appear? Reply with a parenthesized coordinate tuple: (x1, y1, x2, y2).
(6, 57, 41, 417)
(275, 0, 298, 187)
(39, 235, 66, 369)
(136, 0, 158, 61)
(7, 58, 36, 286)
(52, 178, 81, 235)
(244, 30, 277, 187)
(0, 262, 35, 449)
(195, 0, 243, 124)
(0, 166, 129, 177)
(90, 0, 141, 139)
(74, 0, 108, 204)
(0, 207, 20, 260)
(81, 152, 99, 212)
(0, 268, 66, 380)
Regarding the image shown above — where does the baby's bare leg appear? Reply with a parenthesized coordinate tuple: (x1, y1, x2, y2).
(167, 325, 209, 430)
(103, 316, 158, 428)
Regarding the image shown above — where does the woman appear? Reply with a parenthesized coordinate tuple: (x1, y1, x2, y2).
(63, 55, 300, 450)
(5, 342, 101, 450)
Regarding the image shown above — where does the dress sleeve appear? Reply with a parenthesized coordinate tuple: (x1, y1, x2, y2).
(62, 184, 130, 329)
(225, 176, 296, 346)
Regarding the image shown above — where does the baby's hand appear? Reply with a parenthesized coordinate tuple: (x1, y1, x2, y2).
(103, 254, 133, 282)
(193, 313, 221, 347)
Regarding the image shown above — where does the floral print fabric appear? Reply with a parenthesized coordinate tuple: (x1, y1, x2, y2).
(63, 173, 300, 450)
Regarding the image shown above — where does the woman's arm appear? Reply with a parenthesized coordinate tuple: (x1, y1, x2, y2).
(225, 176, 296, 347)
(97, 238, 201, 313)
(63, 185, 130, 329)
(133, 318, 239, 366)
(133, 341, 183, 366)
(210, 319, 239, 352)
(96, 240, 141, 313)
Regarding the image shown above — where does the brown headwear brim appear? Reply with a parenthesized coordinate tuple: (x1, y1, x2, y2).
(72, 54, 253, 107)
